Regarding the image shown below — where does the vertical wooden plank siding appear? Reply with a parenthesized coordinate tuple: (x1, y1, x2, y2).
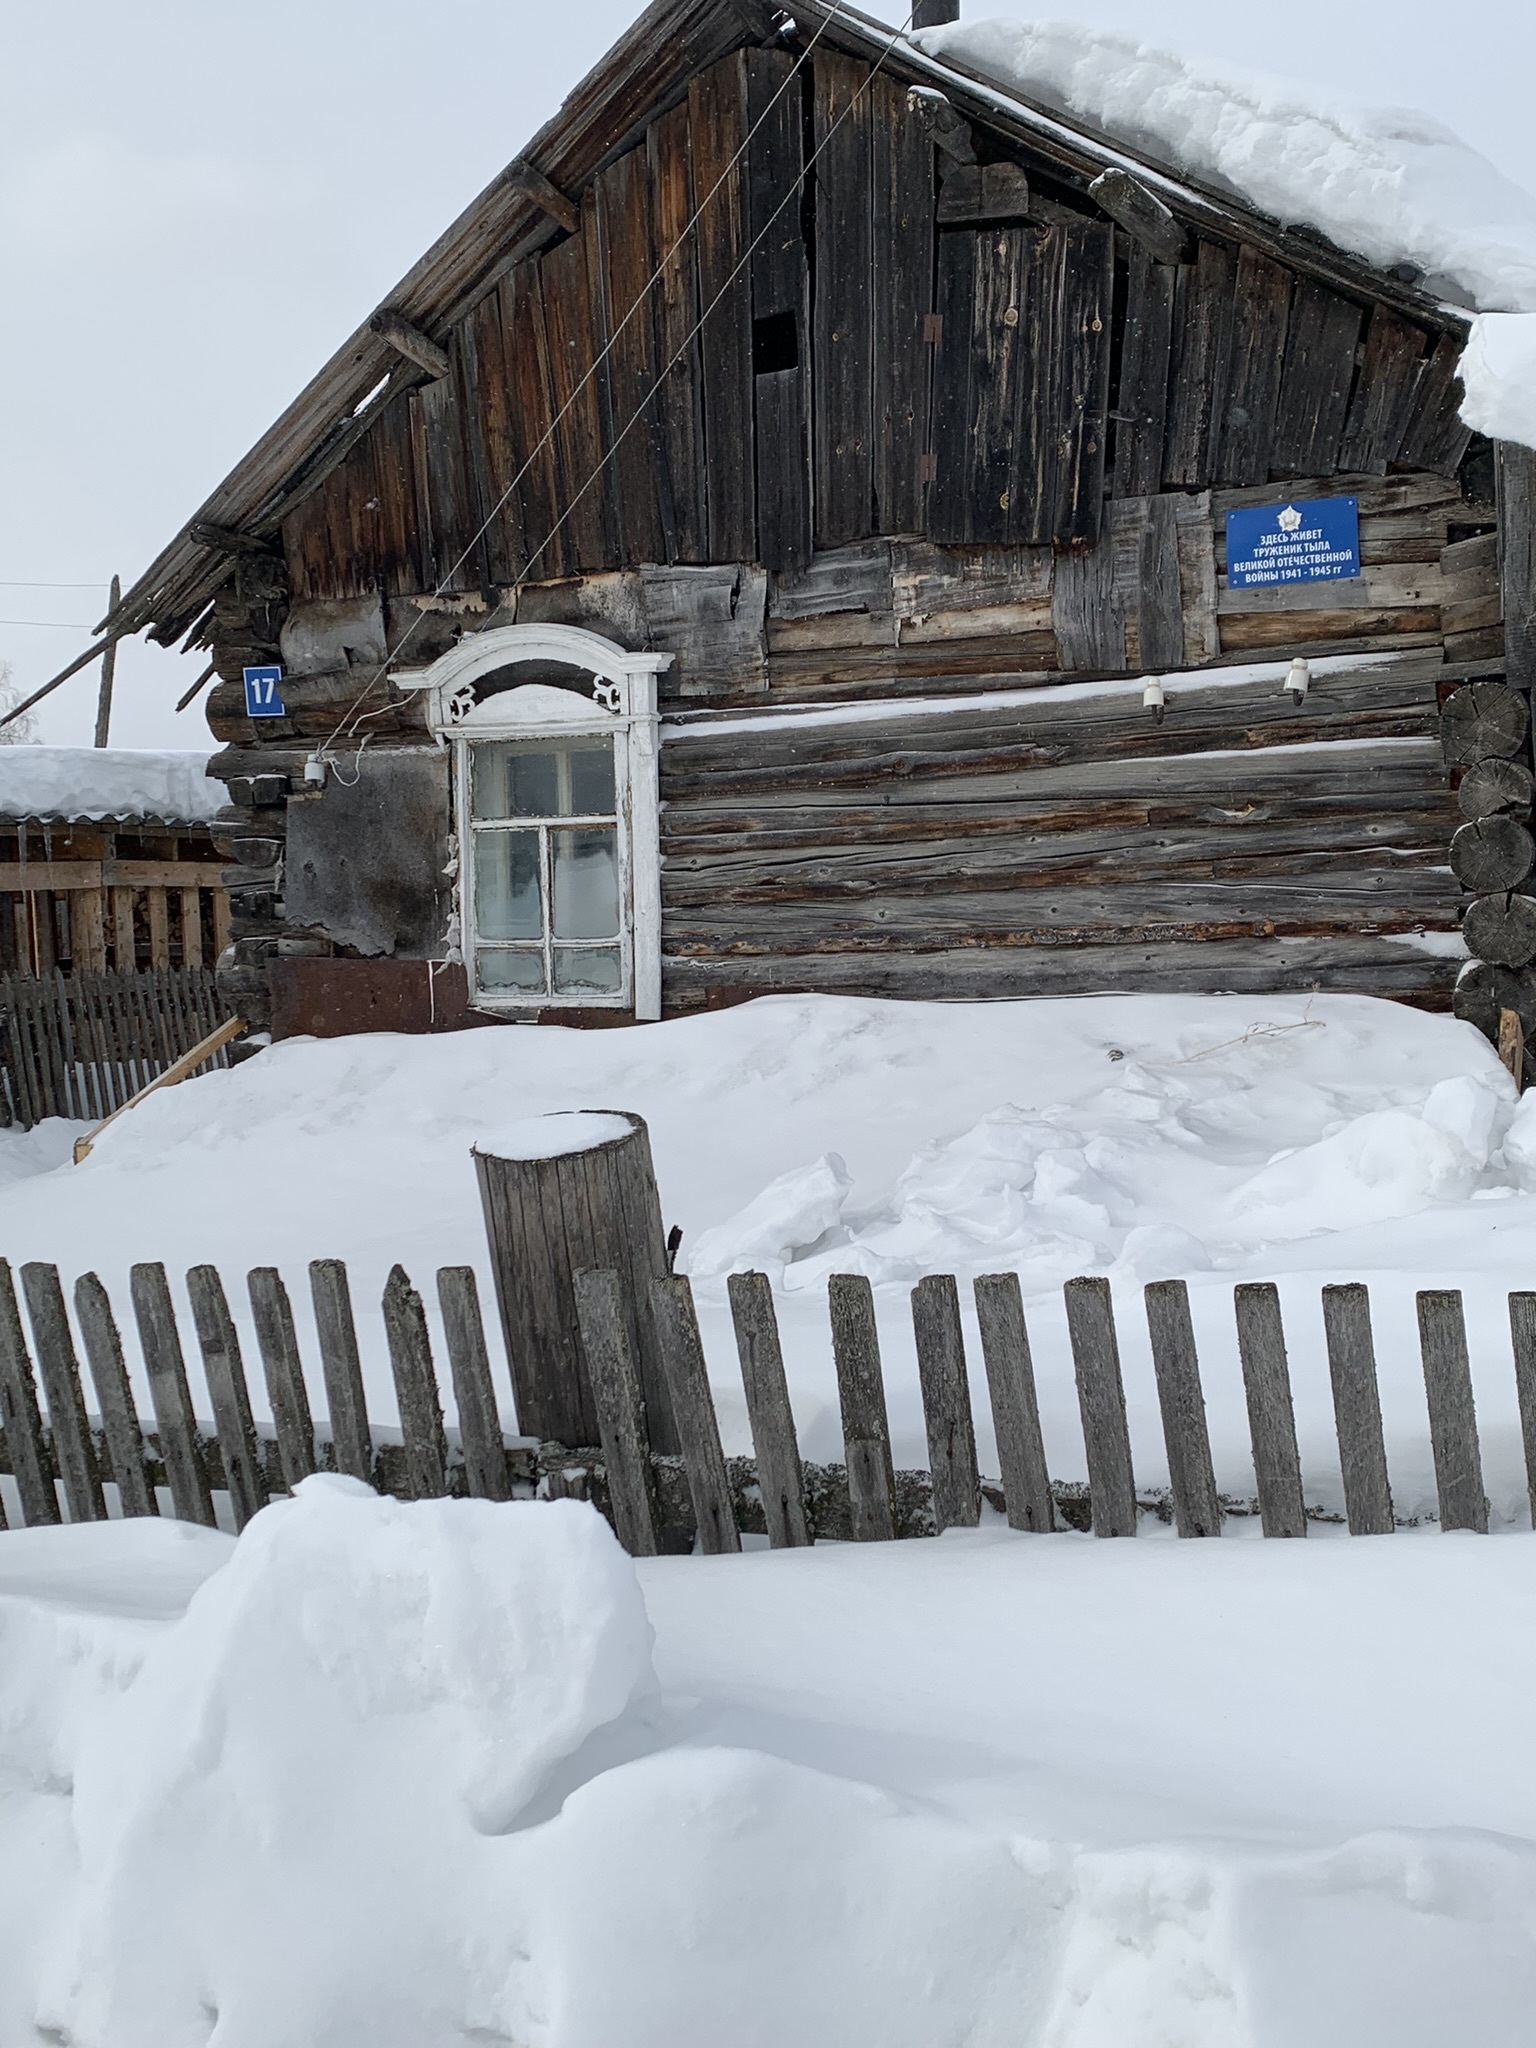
(1232, 1283, 1307, 1538)
(1319, 1282, 1394, 1535)
(1497, 442, 1536, 694)
(1113, 242, 1176, 498)
(1163, 238, 1236, 487)
(186, 1264, 269, 1532)
(541, 222, 617, 573)
(1049, 218, 1114, 545)
(415, 370, 476, 591)
(572, 1268, 662, 1556)
(870, 70, 934, 538)
(381, 1265, 449, 1500)
(0, 1260, 61, 1525)
(649, 1275, 740, 1554)
(594, 149, 669, 566)
(1142, 1278, 1221, 1538)
(689, 51, 755, 562)
(812, 49, 875, 547)
(910, 1274, 980, 1531)
(649, 96, 708, 564)
(1216, 246, 1292, 486)
(248, 1266, 318, 1491)
(972, 1273, 1054, 1533)
(747, 43, 812, 576)
(727, 1269, 810, 1547)
(309, 1259, 374, 1483)
(1509, 1291, 1536, 1530)
(926, 230, 977, 542)
(1271, 280, 1364, 476)
(74, 1272, 156, 1518)
(1338, 304, 1427, 474)
(130, 1262, 215, 1527)
(461, 285, 519, 588)
(435, 1266, 511, 1502)
(20, 1262, 105, 1522)
(1062, 1276, 1137, 1536)
(828, 1273, 896, 1541)
(1416, 1289, 1488, 1533)
(963, 226, 1028, 546)
(502, 264, 566, 582)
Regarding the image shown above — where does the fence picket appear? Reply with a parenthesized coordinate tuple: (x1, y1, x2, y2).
(186, 1264, 269, 1532)
(1063, 1276, 1137, 1538)
(911, 1274, 980, 1532)
(650, 1274, 740, 1555)
(0, 1259, 61, 1525)
(310, 1259, 373, 1483)
(1233, 1283, 1307, 1538)
(381, 1265, 448, 1500)
(828, 1273, 896, 1542)
(1143, 1279, 1221, 1538)
(19, 1262, 105, 1522)
(130, 1262, 215, 1526)
(74, 1272, 156, 1517)
(436, 1267, 511, 1502)
(727, 1270, 810, 1548)
(1417, 1289, 1487, 1533)
(973, 1273, 1054, 1533)
(248, 1266, 317, 1490)
(1508, 1292, 1536, 1530)
(573, 1268, 662, 1556)
(1320, 1283, 1394, 1536)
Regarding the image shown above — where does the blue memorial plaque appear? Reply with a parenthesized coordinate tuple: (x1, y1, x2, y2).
(1225, 497, 1360, 588)
(243, 664, 286, 717)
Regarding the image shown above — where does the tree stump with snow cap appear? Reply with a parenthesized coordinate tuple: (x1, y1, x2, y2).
(473, 1110, 678, 1453)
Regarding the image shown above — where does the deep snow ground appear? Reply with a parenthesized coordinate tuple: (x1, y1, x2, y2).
(5, 991, 1536, 1522)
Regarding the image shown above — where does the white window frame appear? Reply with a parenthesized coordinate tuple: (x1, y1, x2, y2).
(395, 625, 669, 1019)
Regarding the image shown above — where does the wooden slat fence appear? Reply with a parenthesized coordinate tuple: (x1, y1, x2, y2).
(0, 967, 232, 1129)
(3, 1260, 1536, 1550)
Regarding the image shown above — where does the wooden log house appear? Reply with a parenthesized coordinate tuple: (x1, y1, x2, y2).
(104, 0, 1536, 1046)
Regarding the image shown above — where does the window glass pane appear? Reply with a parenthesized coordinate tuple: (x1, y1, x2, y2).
(477, 949, 546, 993)
(552, 827, 619, 940)
(553, 946, 621, 995)
(474, 830, 542, 940)
(567, 746, 615, 816)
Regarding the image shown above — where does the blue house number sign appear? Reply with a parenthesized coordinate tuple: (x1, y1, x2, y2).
(1225, 497, 1360, 587)
(243, 665, 286, 717)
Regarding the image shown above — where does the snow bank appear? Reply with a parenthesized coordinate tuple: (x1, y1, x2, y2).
(7, 1500, 1536, 2043)
(0, 746, 222, 823)
(915, 15, 1536, 441)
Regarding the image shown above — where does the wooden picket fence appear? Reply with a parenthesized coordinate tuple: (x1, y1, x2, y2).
(0, 967, 233, 1128)
(3, 1254, 1535, 1549)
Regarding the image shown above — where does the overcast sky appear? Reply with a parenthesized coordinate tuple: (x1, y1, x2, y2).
(3, 0, 1532, 749)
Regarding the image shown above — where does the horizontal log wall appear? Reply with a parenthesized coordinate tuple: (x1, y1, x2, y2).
(657, 644, 1466, 1010)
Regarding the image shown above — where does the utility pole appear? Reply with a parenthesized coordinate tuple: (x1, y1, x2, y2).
(93, 573, 120, 747)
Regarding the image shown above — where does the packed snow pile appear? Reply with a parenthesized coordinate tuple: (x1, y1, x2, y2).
(6, 1493, 1536, 2045)
(915, 16, 1536, 443)
(0, 746, 222, 823)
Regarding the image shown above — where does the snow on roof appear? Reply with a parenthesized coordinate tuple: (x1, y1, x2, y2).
(0, 746, 224, 825)
(917, 17, 1536, 447)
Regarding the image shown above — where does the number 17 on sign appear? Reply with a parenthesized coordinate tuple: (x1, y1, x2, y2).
(243, 665, 286, 717)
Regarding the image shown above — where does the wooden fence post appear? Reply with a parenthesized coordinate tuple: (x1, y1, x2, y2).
(573, 1268, 662, 1556)
(1233, 1283, 1307, 1538)
(186, 1265, 269, 1532)
(248, 1267, 317, 1491)
(1416, 1289, 1488, 1533)
(1320, 1283, 1394, 1535)
(650, 1274, 740, 1555)
(20, 1262, 105, 1522)
(473, 1112, 677, 1452)
(727, 1270, 810, 1548)
(436, 1267, 511, 1502)
(74, 1272, 156, 1517)
(0, 1259, 61, 1525)
(1063, 1276, 1137, 1537)
(309, 1259, 373, 1484)
(972, 1273, 1054, 1533)
(130, 1263, 215, 1527)
(828, 1274, 896, 1542)
(381, 1265, 448, 1500)
(911, 1274, 980, 1531)
(1508, 1291, 1536, 1529)
(1143, 1279, 1221, 1537)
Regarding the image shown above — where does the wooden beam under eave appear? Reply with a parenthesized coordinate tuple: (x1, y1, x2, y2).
(1088, 168, 1185, 265)
(507, 157, 580, 236)
(369, 310, 452, 382)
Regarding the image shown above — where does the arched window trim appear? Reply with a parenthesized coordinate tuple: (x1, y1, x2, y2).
(396, 626, 670, 1021)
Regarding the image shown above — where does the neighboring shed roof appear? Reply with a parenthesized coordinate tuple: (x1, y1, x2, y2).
(0, 748, 224, 826)
(108, 0, 1478, 660)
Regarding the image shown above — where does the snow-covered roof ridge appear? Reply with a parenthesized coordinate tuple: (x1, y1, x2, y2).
(916, 17, 1536, 319)
(0, 746, 224, 825)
